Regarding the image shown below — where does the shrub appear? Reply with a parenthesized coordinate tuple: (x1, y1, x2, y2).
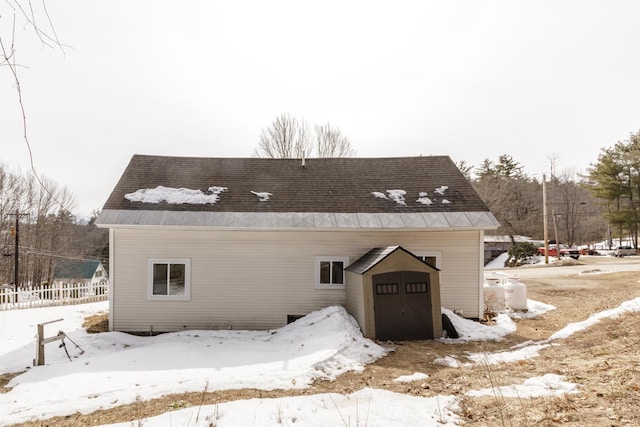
(505, 242, 538, 267)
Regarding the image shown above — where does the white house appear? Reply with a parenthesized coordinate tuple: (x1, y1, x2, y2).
(96, 155, 499, 340)
(52, 259, 108, 295)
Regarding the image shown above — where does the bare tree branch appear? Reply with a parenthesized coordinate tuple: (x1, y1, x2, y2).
(1, 2, 70, 212)
(255, 113, 312, 159)
(255, 115, 355, 159)
(6, 0, 66, 50)
(315, 123, 355, 157)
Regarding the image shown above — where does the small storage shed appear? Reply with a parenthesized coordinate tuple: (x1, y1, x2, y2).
(345, 246, 442, 340)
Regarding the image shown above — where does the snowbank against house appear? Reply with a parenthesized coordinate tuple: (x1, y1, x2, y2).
(0, 297, 575, 426)
(0, 305, 389, 426)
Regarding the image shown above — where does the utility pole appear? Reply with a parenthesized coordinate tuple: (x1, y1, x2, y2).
(8, 211, 29, 292)
(543, 174, 549, 265)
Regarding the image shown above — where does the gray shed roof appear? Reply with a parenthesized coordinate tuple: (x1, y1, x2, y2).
(346, 246, 440, 274)
(97, 155, 499, 230)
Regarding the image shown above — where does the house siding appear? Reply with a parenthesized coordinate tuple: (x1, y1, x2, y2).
(110, 228, 483, 332)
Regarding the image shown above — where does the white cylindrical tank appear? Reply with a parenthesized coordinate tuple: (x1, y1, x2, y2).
(504, 277, 528, 311)
(483, 282, 506, 313)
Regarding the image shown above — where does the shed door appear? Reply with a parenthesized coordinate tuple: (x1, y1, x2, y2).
(373, 271, 432, 340)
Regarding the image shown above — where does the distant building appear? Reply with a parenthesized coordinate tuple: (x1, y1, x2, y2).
(483, 235, 539, 264)
(53, 259, 108, 295)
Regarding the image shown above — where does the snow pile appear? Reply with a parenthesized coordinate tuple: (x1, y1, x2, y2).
(550, 296, 640, 340)
(433, 355, 462, 368)
(485, 252, 549, 269)
(416, 192, 433, 205)
(464, 296, 640, 367)
(467, 374, 579, 398)
(386, 189, 407, 205)
(465, 341, 554, 366)
(510, 299, 556, 319)
(373, 187, 452, 206)
(434, 186, 448, 195)
(251, 190, 273, 201)
(394, 372, 429, 383)
(371, 189, 407, 206)
(0, 306, 388, 426)
(101, 388, 461, 427)
(485, 252, 509, 269)
(0, 301, 108, 375)
(125, 185, 227, 204)
(440, 308, 516, 343)
(3, 295, 638, 425)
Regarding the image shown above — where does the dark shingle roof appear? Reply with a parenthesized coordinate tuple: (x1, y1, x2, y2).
(101, 155, 490, 214)
(54, 259, 101, 279)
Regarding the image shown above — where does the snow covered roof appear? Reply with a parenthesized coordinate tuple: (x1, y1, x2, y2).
(97, 155, 499, 230)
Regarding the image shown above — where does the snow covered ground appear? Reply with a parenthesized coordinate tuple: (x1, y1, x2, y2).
(1, 295, 639, 426)
(485, 252, 640, 278)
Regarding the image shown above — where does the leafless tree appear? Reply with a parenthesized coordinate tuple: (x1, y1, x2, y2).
(474, 175, 542, 242)
(315, 123, 355, 157)
(1, 4, 109, 286)
(254, 114, 355, 158)
(0, 166, 90, 285)
(549, 169, 606, 246)
(253, 114, 312, 159)
(2, 1, 71, 214)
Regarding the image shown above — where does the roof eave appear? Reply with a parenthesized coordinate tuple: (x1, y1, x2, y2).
(96, 209, 500, 231)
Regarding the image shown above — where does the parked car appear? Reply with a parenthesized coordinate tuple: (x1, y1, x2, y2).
(580, 248, 599, 256)
(613, 246, 635, 257)
(538, 244, 580, 260)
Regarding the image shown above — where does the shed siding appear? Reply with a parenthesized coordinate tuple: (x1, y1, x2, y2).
(111, 228, 482, 331)
(345, 271, 365, 332)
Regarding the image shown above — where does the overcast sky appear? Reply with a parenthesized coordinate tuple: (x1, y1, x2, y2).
(2, 1, 640, 219)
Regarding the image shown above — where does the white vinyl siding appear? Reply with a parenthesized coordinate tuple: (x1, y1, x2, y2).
(109, 228, 483, 332)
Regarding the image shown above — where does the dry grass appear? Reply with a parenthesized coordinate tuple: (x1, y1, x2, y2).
(82, 312, 109, 334)
(6, 270, 640, 426)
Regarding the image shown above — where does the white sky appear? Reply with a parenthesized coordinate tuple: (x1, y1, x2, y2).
(2, 1, 640, 219)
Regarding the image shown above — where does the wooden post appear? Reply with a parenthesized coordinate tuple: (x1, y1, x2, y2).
(34, 318, 64, 366)
(36, 323, 45, 366)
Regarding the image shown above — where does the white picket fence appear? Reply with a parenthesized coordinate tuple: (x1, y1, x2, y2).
(0, 281, 108, 311)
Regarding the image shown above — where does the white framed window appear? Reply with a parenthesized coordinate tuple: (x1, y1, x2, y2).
(315, 256, 348, 289)
(148, 258, 191, 300)
(413, 251, 442, 269)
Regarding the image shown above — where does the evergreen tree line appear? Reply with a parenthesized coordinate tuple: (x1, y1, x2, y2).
(585, 130, 640, 248)
(0, 165, 108, 287)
